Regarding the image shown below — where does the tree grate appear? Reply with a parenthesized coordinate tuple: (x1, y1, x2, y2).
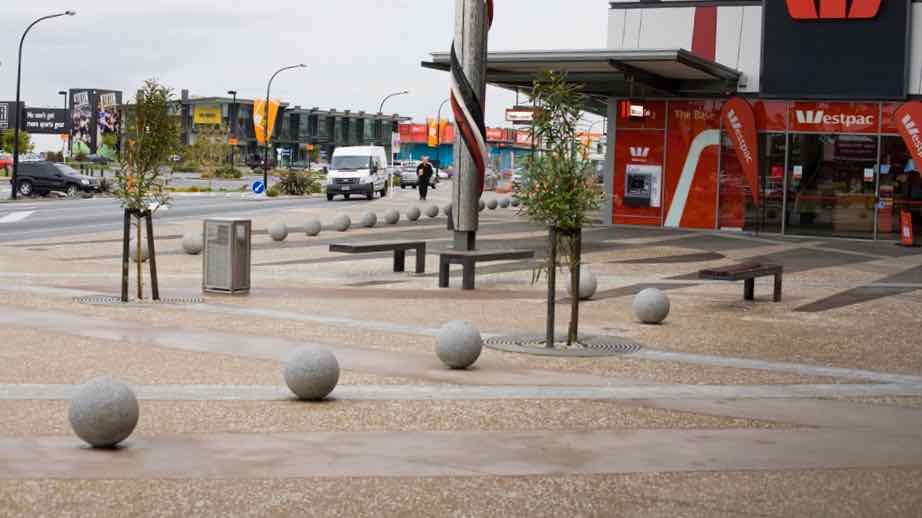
(484, 334, 643, 358)
(74, 295, 204, 307)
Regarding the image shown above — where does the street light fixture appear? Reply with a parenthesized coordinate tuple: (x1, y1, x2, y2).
(58, 90, 68, 162)
(377, 90, 409, 150)
(227, 90, 237, 171)
(435, 98, 450, 168)
(263, 64, 306, 189)
(11, 10, 77, 200)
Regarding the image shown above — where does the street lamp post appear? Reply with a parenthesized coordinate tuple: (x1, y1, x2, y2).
(11, 10, 76, 200)
(435, 98, 449, 169)
(58, 90, 67, 162)
(227, 90, 237, 172)
(263, 64, 306, 189)
(377, 90, 409, 150)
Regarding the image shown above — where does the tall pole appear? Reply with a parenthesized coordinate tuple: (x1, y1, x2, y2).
(436, 98, 449, 168)
(11, 10, 76, 200)
(58, 90, 67, 162)
(263, 64, 305, 189)
(451, 0, 492, 250)
(378, 90, 409, 159)
(227, 90, 237, 171)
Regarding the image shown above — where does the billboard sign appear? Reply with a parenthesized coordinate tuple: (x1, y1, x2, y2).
(0, 101, 23, 131)
(69, 89, 122, 158)
(22, 108, 69, 134)
(193, 105, 222, 125)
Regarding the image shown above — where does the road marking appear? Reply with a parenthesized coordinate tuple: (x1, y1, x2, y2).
(0, 210, 35, 223)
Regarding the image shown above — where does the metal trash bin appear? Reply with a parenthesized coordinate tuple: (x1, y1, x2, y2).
(203, 218, 251, 294)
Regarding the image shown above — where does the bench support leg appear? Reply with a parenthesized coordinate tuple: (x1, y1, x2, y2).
(462, 258, 476, 290)
(744, 278, 755, 301)
(393, 250, 406, 273)
(415, 246, 426, 274)
(438, 257, 450, 288)
(773, 274, 783, 302)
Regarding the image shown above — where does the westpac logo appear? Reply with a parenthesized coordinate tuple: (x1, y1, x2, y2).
(787, 0, 881, 20)
(795, 110, 874, 127)
(629, 147, 650, 160)
(726, 110, 753, 165)
(901, 114, 922, 158)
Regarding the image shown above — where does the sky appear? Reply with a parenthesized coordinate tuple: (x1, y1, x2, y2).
(1, 1, 609, 152)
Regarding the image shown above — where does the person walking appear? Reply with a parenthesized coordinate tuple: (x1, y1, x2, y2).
(416, 156, 434, 201)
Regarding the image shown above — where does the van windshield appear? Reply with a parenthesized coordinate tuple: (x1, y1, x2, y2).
(331, 156, 372, 171)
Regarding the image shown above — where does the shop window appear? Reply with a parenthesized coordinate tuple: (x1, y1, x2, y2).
(879, 136, 922, 241)
(720, 133, 786, 234)
(785, 134, 878, 239)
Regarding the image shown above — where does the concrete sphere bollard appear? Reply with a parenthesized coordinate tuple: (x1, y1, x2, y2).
(334, 214, 351, 232)
(634, 288, 671, 324)
(384, 209, 400, 225)
(269, 222, 289, 242)
(498, 197, 511, 209)
(442, 204, 452, 218)
(68, 377, 140, 448)
(478, 199, 486, 212)
(407, 206, 422, 221)
(284, 347, 340, 401)
(566, 265, 598, 301)
(435, 321, 483, 370)
(486, 198, 498, 210)
(425, 205, 440, 218)
(304, 219, 322, 237)
(360, 211, 378, 228)
(129, 240, 149, 263)
(181, 232, 203, 255)
(511, 198, 521, 208)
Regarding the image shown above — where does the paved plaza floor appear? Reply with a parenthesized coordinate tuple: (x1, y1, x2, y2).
(1, 185, 921, 516)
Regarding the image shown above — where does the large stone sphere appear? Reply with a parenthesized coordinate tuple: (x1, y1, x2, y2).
(442, 204, 452, 218)
(566, 265, 598, 300)
(511, 198, 521, 208)
(435, 321, 483, 370)
(269, 222, 289, 242)
(360, 211, 378, 228)
(304, 219, 322, 237)
(284, 347, 340, 401)
(68, 377, 139, 448)
(129, 240, 149, 263)
(486, 198, 498, 210)
(334, 214, 351, 232)
(634, 288, 671, 324)
(478, 199, 486, 212)
(425, 205, 440, 218)
(498, 197, 511, 209)
(181, 232, 203, 255)
(384, 209, 400, 225)
(407, 206, 422, 221)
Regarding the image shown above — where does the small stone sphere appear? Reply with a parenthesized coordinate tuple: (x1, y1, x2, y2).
(304, 219, 322, 237)
(334, 214, 351, 232)
(511, 198, 521, 208)
(486, 198, 498, 210)
(442, 204, 452, 218)
(566, 265, 598, 301)
(634, 288, 671, 324)
(269, 222, 289, 242)
(425, 205, 440, 218)
(181, 232, 203, 255)
(478, 199, 486, 212)
(68, 377, 140, 448)
(284, 347, 340, 401)
(498, 197, 511, 209)
(407, 206, 422, 221)
(384, 209, 400, 225)
(360, 211, 378, 228)
(129, 240, 149, 263)
(435, 321, 483, 370)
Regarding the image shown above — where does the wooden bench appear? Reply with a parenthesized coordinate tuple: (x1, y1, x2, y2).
(698, 263, 783, 302)
(439, 249, 535, 290)
(329, 241, 426, 274)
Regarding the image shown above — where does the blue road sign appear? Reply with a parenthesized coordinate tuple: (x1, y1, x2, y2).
(252, 181, 266, 194)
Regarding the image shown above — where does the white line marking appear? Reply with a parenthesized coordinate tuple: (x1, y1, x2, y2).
(0, 210, 35, 223)
(664, 129, 721, 228)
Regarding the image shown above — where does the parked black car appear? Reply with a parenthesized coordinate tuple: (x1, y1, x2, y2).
(15, 161, 99, 197)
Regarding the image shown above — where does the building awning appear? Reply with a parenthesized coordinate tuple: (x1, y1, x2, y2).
(422, 49, 741, 114)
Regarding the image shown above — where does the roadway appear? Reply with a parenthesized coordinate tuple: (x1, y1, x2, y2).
(0, 195, 322, 243)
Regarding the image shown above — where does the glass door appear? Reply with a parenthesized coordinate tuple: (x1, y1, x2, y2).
(879, 136, 922, 241)
(719, 133, 785, 234)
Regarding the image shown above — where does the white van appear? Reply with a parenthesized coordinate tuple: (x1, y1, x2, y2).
(325, 146, 389, 201)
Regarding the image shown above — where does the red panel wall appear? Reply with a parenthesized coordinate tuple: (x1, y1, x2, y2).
(664, 100, 722, 229)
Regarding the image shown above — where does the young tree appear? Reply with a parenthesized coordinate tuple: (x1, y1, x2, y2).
(518, 71, 604, 347)
(113, 79, 180, 300)
(186, 124, 230, 183)
(2, 129, 32, 154)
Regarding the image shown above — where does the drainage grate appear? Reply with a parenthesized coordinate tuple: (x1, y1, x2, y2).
(484, 334, 643, 358)
(74, 295, 204, 307)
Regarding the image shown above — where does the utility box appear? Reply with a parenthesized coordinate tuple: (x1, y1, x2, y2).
(203, 218, 251, 294)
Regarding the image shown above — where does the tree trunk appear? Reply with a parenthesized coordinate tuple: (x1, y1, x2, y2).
(546, 226, 557, 349)
(567, 228, 582, 346)
(136, 216, 144, 300)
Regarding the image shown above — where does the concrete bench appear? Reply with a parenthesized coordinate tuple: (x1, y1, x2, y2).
(698, 263, 783, 302)
(330, 241, 426, 274)
(438, 249, 535, 290)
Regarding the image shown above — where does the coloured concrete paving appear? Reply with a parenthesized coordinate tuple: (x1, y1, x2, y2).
(1, 186, 922, 516)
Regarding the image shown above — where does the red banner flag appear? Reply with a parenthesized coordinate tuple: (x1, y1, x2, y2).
(896, 101, 922, 175)
(721, 97, 760, 207)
